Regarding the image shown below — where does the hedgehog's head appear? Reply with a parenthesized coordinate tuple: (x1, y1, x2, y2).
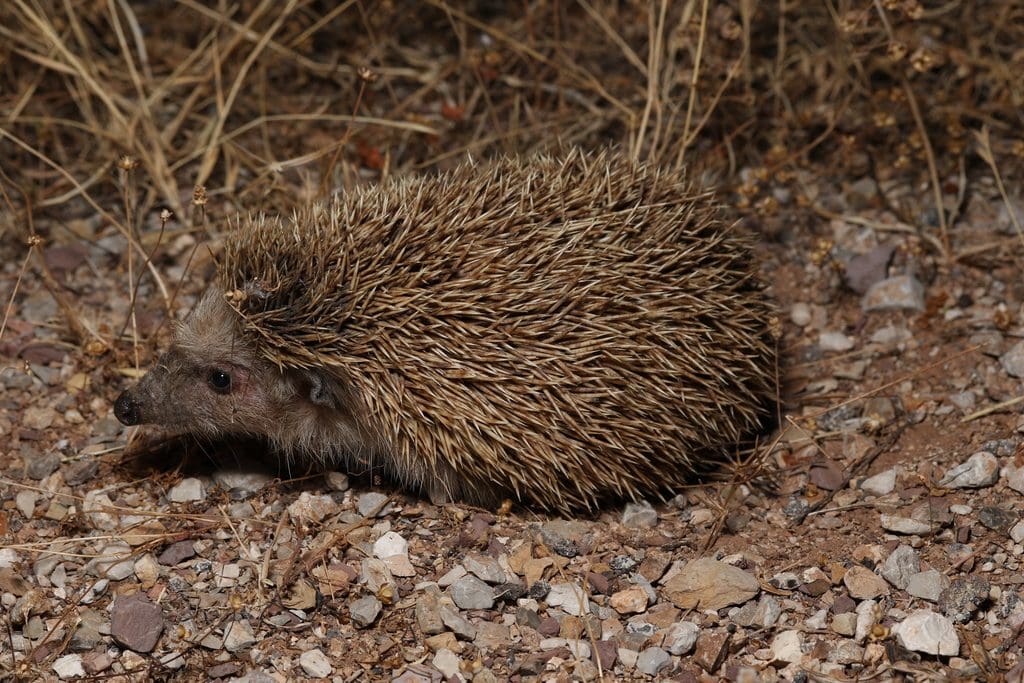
(114, 289, 365, 453)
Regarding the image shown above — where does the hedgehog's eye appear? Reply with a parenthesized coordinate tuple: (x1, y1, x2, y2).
(207, 368, 232, 394)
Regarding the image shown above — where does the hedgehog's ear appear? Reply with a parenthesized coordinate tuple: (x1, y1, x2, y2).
(290, 368, 345, 410)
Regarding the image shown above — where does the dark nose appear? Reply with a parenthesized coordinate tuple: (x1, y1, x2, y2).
(114, 391, 141, 426)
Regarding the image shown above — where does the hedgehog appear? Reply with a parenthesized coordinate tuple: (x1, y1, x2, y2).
(114, 150, 777, 512)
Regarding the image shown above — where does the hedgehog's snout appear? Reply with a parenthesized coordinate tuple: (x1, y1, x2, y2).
(114, 390, 141, 426)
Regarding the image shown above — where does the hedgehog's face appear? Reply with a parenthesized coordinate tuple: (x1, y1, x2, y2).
(114, 289, 358, 446)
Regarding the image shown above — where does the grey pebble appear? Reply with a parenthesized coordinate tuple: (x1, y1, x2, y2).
(880, 545, 920, 590)
(939, 576, 990, 623)
(939, 451, 999, 489)
(110, 593, 164, 653)
(463, 554, 506, 584)
(349, 595, 382, 628)
(26, 451, 61, 479)
(440, 605, 476, 640)
(357, 492, 391, 517)
(662, 621, 699, 655)
(636, 646, 672, 676)
(906, 569, 949, 602)
(621, 500, 658, 528)
(450, 574, 494, 610)
(862, 275, 925, 312)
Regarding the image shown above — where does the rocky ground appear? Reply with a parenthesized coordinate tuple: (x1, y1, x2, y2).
(3, 164, 1024, 683)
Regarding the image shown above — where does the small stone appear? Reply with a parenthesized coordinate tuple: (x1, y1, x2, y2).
(168, 477, 205, 503)
(26, 451, 61, 479)
(432, 648, 461, 679)
(373, 531, 408, 559)
(770, 630, 803, 663)
(222, 619, 256, 652)
(1007, 463, 1024, 495)
(324, 470, 350, 491)
(545, 582, 590, 616)
(350, 595, 382, 628)
(692, 630, 729, 672)
(978, 506, 1017, 532)
(638, 551, 671, 583)
(732, 595, 781, 628)
(539, 519, 593, 558)
(415, 591, 445, 635)
(880, 514, 933, 535)
(357, 492, 391, 517)
(621, 501, 658, 528)
(831, 612, 857, 636)
(862, 275, 925, 312)
(855, 599, 878, 643)
(493, 582, 527, 603)
(844, 245, 894, 294)
(110, 593, 164, 653)
(769, 572, 800, 590)
(463, 554, 506, 584)
(360, 558, 396, 596)
(906, 570, 949, 602)
(1001, 341, 1024, 378)
(662, 621, 699, 655)
(948, 391, 976, 412)
(847, 175, 880, 204)
(540, 637, 590, 659)
(71, 609, 104, 650)
(298, 649, 333, 678)
(863, 396, 896, 423)
(380, 556, 414, 583)
(425, 632, 459, 653)
(861, 468, 896, 496)
(844, 565, 888, 599)
(287, 492, 336, 522)
(663, 558, 759, 611)
(809, 459, 845, 491)
(607, 558, 638, 580)
(214, 563, 241, 588)
(982, 437, 1018, 456)
(609, 585, 649, 614)
(473, 622, 509, 651)
(820, 331, 855, 352)
(593, 639, 618, 670)
(212, 470, 272, 496)
(53, 654, 85, 680)
(790, 303, 812, 327)
(636, 647, 672, 676)
(804, 608, 828, 630)
(1010, 520, 1024, 544)
(206, 663, 240, 678)
(81, 651, 112, 675)
(516, 605, 541, 630)
(939, 576, 989, 623)
(880, 545, 921, 590)
(133, 554, 160, 588)
(15, 490, 38, 519)
(830, 640, 865, 665)
(437, 565, 467, 587)
(158, 540, 196, 566)
(618, 648, 640, 669)
(64, 459, 98, 485)
(23, 406, 57, 430)
(891, 609, 959, 656)
(440, 605, 476, 640)
(450, 575, 494, 610)
(939, 451, 999, 489)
